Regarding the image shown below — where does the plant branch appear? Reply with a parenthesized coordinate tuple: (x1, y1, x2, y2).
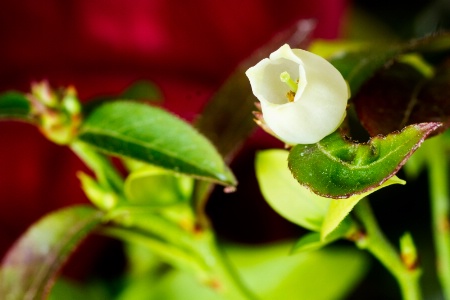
(355, 200, 422, 300)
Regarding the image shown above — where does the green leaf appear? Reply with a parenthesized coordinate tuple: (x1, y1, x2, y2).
(255, 149, 330, 231)
(121, 80, 162, 102)
(321, 176, 405, 240)
(117, 242, 369, 300)
(327, 32, 450, 96)
(124, 165, 193, 206)
(288, 123, 440, 198)
(0, 91, 31, 120)
(0, 205, 104, 300)
(291, 219, 352, 253)
(227, 242, 369, 300)
(329, 46, 403, 95)
(78, 101, 236, 186)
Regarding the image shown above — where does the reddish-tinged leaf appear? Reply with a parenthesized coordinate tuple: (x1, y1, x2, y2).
(355, 60, 450, 136)
(0, 205, 103, 300)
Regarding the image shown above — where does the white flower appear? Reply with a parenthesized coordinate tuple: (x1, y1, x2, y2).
(246, 44, 349, 145)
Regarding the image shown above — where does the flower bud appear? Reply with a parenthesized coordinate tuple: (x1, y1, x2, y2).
(246, 44, 349, 145)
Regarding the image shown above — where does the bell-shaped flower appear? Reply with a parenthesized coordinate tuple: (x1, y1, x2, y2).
(246, 44, 349, 145)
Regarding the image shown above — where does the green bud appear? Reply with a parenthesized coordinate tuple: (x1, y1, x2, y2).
(400, 232, 418, 270)
(61, 86, 81, 115)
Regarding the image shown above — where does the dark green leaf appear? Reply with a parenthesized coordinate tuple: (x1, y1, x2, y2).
(83, 80, 162, 116)
(330, 46, 403, 95)
(0, 205, 103, 300)
(288, 123, 440, 198)
(121, 80, 162, 102)
(0, 91, 31, 121)
(328, 32, 450, 96)
(78, 101, 236, 186)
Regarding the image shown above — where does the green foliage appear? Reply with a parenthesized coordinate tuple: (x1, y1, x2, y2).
(0, 206, 104, 300)
(0, 91, 31, 121)
(288, 124, 439, 198)
(121, 80, 162, 102)
(255, 149, 330, 231)
(124, 165, 193, 207)
(256, 149, 406, 241)
(77, 101, 236, 186)
(327, 32, 450, 96)
(291, 226, 350, 253)
(116, 242, 368, 300)
(320, 176, 404, 239)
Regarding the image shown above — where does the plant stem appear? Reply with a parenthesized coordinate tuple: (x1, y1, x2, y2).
(355, 200, 422, 300)
(197, 229, 257, 300)
(426, 135, 450, 299)
(71, 141, 124, 192)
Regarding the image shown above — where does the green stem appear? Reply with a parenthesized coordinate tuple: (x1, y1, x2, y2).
(197, 229, 257, 300)
(355, 200, 422, 300)
(70, 140, 124, 193)
(426, 135, 450, 299)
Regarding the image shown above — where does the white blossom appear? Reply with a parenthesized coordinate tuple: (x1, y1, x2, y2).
(246, 44, 349, 145)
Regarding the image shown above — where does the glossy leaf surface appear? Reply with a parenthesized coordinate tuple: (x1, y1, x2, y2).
(78, 101, 236, 186)
(288, 123, 440, 198)
(0, 205, 103, 300)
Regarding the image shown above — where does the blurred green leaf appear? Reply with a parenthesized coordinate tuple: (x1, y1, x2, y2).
(78, 101, 236, 186)
(124, 165, 193, 206)
(49, 278, 110, 300)
(117, 242, 368, 300)
(121, 80, 162, 102)
(78, 172, 119, 210)
(327, 32, 450, 96)
(321, 176, 405, 240)
(330, 46, 403, 96)
(288, 123, 439, 198)
(255, 149, 330, 231)
(71, 141, 124, 194)
(291, 219, 353, 253)
(82, 80, 162, 116)
(0, 205, 103, 300)
(0, 91, 31, 121)
(229, 243, 368, 300)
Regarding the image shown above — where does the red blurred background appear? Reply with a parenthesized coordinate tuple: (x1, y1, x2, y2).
(0, 0, 346, 278)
